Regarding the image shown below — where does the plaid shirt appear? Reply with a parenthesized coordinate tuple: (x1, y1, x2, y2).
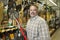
(26, 15, 50, 40)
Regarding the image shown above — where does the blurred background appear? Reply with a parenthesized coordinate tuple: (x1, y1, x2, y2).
(0, 0, 60, 40)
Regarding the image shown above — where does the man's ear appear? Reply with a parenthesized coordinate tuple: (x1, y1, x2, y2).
(37, 9, 39, 13)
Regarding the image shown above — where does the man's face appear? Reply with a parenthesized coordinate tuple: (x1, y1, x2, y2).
(29, 6, 38, 17)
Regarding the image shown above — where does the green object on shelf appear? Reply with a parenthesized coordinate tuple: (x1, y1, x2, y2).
(8, 23, 12, 26)
(22, 23, 26, 28)
(8, 19, 12, 26)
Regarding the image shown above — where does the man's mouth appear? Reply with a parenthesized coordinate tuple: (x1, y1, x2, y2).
(31, 13, 35, 15)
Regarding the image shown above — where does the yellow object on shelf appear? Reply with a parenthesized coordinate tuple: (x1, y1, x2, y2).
(47, 11, 50, 22)
(10, 33, 14, 40)
(13, 19, 16, 26)
(0, 27, 18, 33)
(5, 29, 10, 32)
(16, 0, 22, 5)
(0, 1, 4, 24)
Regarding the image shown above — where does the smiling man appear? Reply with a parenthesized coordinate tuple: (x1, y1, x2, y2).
(26, 4, 50, 40)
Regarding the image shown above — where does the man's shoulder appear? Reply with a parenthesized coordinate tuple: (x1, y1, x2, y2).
(38, 16, 46, 23)
(38, 16, 45, 21)
(37, 17, 48, 26)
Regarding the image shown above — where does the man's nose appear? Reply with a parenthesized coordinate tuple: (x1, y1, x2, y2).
(31, 11, 34, 13)
(31, 10, 34, 12)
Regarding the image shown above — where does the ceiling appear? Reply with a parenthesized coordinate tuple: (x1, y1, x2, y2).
(37, 0, 60, 7)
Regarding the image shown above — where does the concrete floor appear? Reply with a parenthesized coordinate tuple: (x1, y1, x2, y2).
(51, 28, 60, 40)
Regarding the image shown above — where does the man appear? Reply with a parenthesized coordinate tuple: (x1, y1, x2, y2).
(26, 4, 50, 40)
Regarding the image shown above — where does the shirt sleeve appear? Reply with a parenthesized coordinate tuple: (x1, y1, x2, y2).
(38, 20, 51, 40)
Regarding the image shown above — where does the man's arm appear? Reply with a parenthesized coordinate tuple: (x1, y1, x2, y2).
(38, 20, 50, 40)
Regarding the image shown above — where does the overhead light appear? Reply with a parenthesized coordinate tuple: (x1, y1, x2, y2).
(49, 0, 57, 6)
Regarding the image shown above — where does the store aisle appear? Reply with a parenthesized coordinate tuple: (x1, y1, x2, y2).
(51, 28, 60, 40)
